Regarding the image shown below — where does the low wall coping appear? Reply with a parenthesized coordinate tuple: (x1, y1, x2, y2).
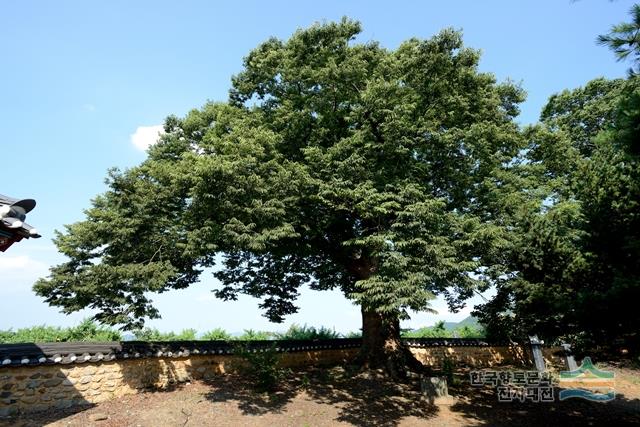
(0, 338, 518, 368)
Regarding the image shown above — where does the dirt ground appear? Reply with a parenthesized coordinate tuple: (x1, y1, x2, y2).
(2, 365, 640, 427)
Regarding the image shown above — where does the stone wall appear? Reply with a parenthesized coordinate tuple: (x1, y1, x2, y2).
(0, 342, 565, 417)
(410, 344, 565, 370)
(0, 348, 359, 417)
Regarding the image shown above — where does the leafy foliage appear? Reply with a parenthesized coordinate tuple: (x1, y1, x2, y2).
(131, 328, 197, 341)
(476, 36, 640, 347)
(442, 356, 456, 384)
(34, 19, 526, 339)
(0, 319, 122, 343)
(234, 342, 289, 391)
(200, 327, 233, 340)
(344, 331, 363, 338)
(236, 329, 274, 341)
(401, 320, 485, 338)
(540, 78, 627, 157)
(276, 324, 341, 340)
(0, 323, 359, 343)
(598, 4, 640, 75)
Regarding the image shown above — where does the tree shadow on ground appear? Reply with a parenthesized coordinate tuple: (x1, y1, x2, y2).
(204, 373, 299, 416)
(448, 380, 640, 426)
(303, 368, 439, 426)
(203, 365, 640, 427)
(204, 366, 439, 426)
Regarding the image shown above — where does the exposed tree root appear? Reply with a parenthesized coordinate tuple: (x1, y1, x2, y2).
(357, 308, 433, 379)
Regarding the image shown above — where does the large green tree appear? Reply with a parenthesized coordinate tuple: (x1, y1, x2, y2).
(35, 19, 526, 374)
(476, 7, 640, 348)
(477, 76, 639, 347)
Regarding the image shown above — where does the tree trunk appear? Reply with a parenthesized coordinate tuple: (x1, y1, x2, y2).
(359, 307, 427, 378)
(349, 257, 426, 378)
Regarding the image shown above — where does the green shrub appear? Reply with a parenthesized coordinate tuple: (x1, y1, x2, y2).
(1, 325, 67, 343)
(0, 323, 380, 344)
(403, 321, 451, 338)
(344, 331, 362, 338)
(132, 328, 166, 341)
(454, 325, 486, 338)
(235, 342, 288, 391)
(65, 319, 122, 341)
(401, 321, 486, 339)
(442, 356, 456, 385)
(201, 328, 232, 340)
(0, 330, 13, 343)
(0, 320, 122, 344)
(236, 329, 274, 341)
(131, 327, 197, 341)
(276, 324, 341, 340)
(174, 328, 197, 340)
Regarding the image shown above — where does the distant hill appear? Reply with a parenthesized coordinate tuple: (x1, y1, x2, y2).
(408, 316, 482, 334)
(439, 316, 481, 331)
(453, 315, 481, 329)
(442, 322, 457, 330)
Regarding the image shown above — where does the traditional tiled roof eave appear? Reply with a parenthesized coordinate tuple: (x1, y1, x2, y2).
(0, 193, 40, 252)
(0, 338, 512, 368)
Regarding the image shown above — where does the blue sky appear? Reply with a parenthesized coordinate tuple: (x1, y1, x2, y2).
(0, 0, 634, 333)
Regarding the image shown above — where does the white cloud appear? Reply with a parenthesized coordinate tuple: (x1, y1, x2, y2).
(130, 125, 165, 151)
(0, 255, 49, 295)
(0, 255, 47, 272)
(82, 103, 96, 112)
(0, 254, 93, 328)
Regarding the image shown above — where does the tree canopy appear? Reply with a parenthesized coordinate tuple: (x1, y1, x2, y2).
(35, 13, 639, 365)
(35, 19, 526, 370)
(476, 7, 640, 347)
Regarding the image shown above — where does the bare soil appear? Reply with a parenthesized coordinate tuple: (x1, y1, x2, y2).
(2, 365, 640, 426)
